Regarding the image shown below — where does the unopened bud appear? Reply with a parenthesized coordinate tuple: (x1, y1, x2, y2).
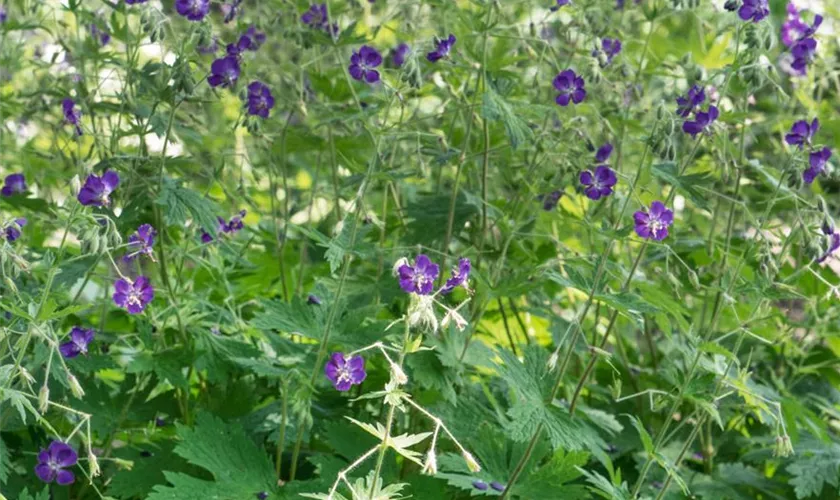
(88, 451, 101, 478)
(390, 363, 408, 385)
(392, 257, 409, 277)
(463, 451, 481, 473)
(422, 451, 438, 475)
(18, 367, 35, 384)
(38, 385, 50, 414)
(547, 351, 559, 372)
(70, 175, 82, 196)
(68, 374, 85, 399)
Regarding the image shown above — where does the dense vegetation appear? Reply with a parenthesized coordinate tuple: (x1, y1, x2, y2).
(1, 0, 839, 498)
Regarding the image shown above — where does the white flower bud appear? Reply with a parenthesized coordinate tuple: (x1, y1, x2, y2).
(392, 257, 409, 277)
(68, 374, 85, 399)
(441, 309, 468, 332)
(390, 363, 408, 386)
(88, 451, 101, 478)
(70, 175, 82, 196)
(463, 451, 481, 473)
(547, 351, 559, 372)
(38, 385, 50, 414)
(18, 366, 35, 385)
(422, 451, 438, 475)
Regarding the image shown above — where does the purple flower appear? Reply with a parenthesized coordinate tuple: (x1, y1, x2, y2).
(426, 34, 456, 63)
(601, 38, 622, 64)
(676, 85, 705, 117)
(124, 224, 157, 262)
(301, 3, 336, 33)
(580, 166, 617, 200)
(552, 69, 586, 106)
(226, 36, 253, 57)
(634, 201, 673, 241)
(819, 223, 840, 263)
(490, 482, 505, 492)
(200, 210, 247, 242)
(790, 36, 818, 76)
(0, 6, 6, 22)
(113, 276, 155, 314)
(392, 43, 410, 67)
(34, 441, 77, 485)
(738, 0, 769, 22)
(349, 45, 383, 83)
(207, 56, 240, 88)
(78, 170, 120, 207)
(246, 81, 275, 118)
(785, 118, 819, 149)
(398, 254, 440, 295)
(62, 98, 83, 136)
(441, 257, 471, 294)
(539, 190, 562, 211)
(2, 218, 26, 242)
(682, 105, 719, 138)
(256, 493, 269, 500)
(1, 173, 26, 197)
(324, 352, 366, 391)
(616, 0, 641, 8)
(59, 327, 95, 359)
(307, 294, 322, 305)
(782, 4, 809, 47)
(175, 0, 210, 21)
(126, 0, 148, 3)
(244, 25, 266, 49)
(89, 23, 110, 45)
(472, 481, 488, 491)
(551, 0, 571, 11)
(594, 143, 613, 164)
(803, 147, 831, 184)
(221, 0, 242, 23)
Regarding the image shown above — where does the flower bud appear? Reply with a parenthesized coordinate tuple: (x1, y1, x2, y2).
(422, 451, 438, 475)
(392, 257, 409, 277)
(88, 451, 101, 478)
(18, 366, 35, 384)
(38, 385, 50, 414)
(70, 175, 81, 196)
(463, 451, 481, 473)
(390, 363, 408, 385)
(68, 374, 85, 399)
(546, 351, 559, 372)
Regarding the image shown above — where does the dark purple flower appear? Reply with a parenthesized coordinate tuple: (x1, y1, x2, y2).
(175, 0, 210, 21)
(207, 56, 240, 88)
(551, 0, 571, 11)
(246, 81, 275, 118)
(201, 230, 214, 243)
(301, 3, 327, 26)
(398, 254, 440, 295)
(62, 98, 83, 136)
(580, 166, 617, 200)
(59, 327, 95, 359)
(0, 6, 6, 22)
(595, 143, 613, 164)
(782, 4, 809, 47)
(200, 210, 246, 242)
(803, 147, 831, 184)
(113, 276, 155, 314)
(220, 0, 242, 23)
(324, 352, 366, 391)
(198, 37, 219, 55)
(1, 173, 26, 196)
(35, 441, 77, 485)
(307, 294, 322, 305)
(818, 223, 840, 263)
(124, 224, 157, 262)
(785, 118, 819, 149)
(539, 190, 562, 211)
(155, 416, 168, 427)
(472, 480, 488, 491)
(676, 85, 705, 117)
(126, 0, 148, 3)
(244, 25, 266, 49)
(426, 34, 456, 63)
(78, 170, 119, 207)
(601, 38, 622, 64)
(790, 37, 817, 76)
(634, 201, 673, 241)
(226, 36, 253, 57)
(490, 481, 505, 492)
(552, 69, 586, 106)
(2, 218, 26, 242)
(349, 45, 383, 83)
(256, 493, 269, 500)
(616, 0, 641, 8)
(89, 23, 110, 45)
(392, 43, 410, 67)
(682, 105, 719, 138)
(441, 257, 471, 294)
(738, 0, 769, 22)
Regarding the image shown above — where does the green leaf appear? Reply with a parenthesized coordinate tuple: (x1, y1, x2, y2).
(252, 296, 323, 340)
(516, 450, 591, 499)
(481, 88, 534, 150)
(108, 443, 186, 499)
(787, 447, 840, 499)
(1, 389, 37, 424)
(0, 436, 9, 484)
(147, 413, 277, 500)
(156, 178, 219, 236)
(651, 162, 714, 210)
(16, 487, 50, 500)
(627, 415, 654, 455)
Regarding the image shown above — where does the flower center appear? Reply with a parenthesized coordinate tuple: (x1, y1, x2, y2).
(412, 271, 431, 290)
(336, 361, 353, 384)
(127, 288, 143, 308)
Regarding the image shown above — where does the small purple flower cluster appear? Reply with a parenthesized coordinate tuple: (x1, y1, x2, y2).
(89, 23, 110, 46)
(472, 480, 505, 492)
(738, 0, 770, 23)
(599, 38, 622, 65)
(301, 3, 338, 35)
(396, 254, 472, 296)
(201, 210, 247, 243)
(677, 85, 718, 138)
(1, 173, 26, 196)
(427, 34, 456, 62)
(2, 217, 26, 242)
(175, 0, 210, 21)
(62, 98, 83, 136)
(124, 224, 157, 262)
(580, 144, 617, 200)
(782, 3, 822, 76)
(784, 118, 832, 185)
